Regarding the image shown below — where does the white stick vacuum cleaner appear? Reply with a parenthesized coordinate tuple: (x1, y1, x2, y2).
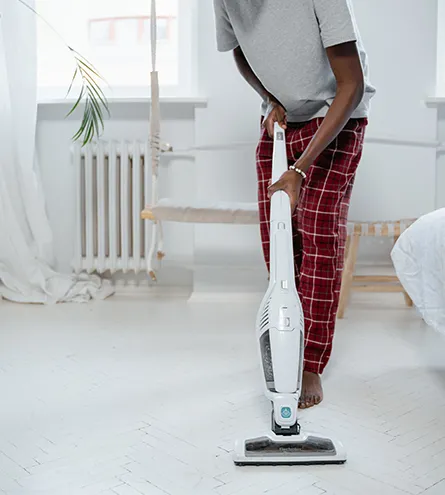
(234, 123, 347, 466)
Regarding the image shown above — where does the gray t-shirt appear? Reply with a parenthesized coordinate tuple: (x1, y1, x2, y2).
(213, 0, 375, 122)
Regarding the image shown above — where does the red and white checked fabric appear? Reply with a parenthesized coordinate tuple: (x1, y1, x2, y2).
(257, 118, 367, 374)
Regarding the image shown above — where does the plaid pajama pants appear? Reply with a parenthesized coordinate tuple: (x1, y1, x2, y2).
(257, 118, 367, 375)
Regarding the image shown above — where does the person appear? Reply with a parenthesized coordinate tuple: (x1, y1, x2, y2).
(213, 0, 375, 409)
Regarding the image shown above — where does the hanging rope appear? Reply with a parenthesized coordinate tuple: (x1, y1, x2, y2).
(147, 0, 164, 281)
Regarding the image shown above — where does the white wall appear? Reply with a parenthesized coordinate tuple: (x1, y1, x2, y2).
(36, 0, 441, 292)
(349, 0, 439, 263)
(438, 0, 445, 94)
(352, 0, 438, 217)
(436, 105, 445, 206)
(193, 0, 440, 274)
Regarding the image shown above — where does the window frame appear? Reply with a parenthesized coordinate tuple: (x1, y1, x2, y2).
(36, 0, 197, 102)
(88, 15, 175, 46)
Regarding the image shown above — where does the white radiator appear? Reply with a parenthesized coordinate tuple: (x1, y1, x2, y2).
(72, 141, 152, 274)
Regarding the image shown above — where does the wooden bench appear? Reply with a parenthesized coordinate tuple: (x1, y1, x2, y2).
(338, 219, 416, 319)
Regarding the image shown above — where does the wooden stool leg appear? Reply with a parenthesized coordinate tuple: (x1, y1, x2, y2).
(403, 291, 414, 307)
(344, 234, 352, 263)
(394, 235, 414, 308)
(338, 234, 360, 319)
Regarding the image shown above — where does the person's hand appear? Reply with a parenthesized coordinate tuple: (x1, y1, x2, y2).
(263, 100, 287, 138)
(268, 170, 302, 213)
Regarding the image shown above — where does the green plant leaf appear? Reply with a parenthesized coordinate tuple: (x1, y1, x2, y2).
(88, 95, 105, 133)
(73, 105, 91, 141)
(66, 85, 85, 118)
(17, 0, 110, 145)
(87, 87, 105, 122)
(66, 67, 78, 97)
(83, 118, 95, 146)
(69, 58, 110, 144)
(76, 57, 106, 82)
(82, 71, 110, 114)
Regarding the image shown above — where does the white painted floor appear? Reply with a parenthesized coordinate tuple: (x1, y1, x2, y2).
(1, 293, 445, 495)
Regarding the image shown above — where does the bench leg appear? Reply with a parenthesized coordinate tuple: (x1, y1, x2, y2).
(403, 291, 414, 307)
(338, 234, 360, 319)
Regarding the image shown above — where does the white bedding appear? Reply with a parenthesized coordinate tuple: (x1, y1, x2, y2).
(391, 209, 445, 333)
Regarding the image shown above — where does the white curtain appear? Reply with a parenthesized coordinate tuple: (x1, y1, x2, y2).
(0, 0, 113, 303)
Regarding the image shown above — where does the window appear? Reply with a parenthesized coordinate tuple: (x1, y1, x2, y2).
(88, 16, 174, 47)
(36, 0, 195, 100)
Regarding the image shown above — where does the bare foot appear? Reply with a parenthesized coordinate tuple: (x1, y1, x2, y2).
(299, 371, 323, 409)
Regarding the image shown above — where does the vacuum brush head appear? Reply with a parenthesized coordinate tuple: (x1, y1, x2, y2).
(234, 433, 347, 466)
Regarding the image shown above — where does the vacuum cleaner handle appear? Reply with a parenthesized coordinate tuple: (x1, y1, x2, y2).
(269, 123, 296, 284)
(271, 122, 289, 182)
(270, 122, 292, 226)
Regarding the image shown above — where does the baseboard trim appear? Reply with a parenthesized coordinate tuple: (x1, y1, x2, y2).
(113, 283, 264, 303)
(113, 283, 191, 299)
(188, 291, 264, 303)
(110, 261, 394, 301)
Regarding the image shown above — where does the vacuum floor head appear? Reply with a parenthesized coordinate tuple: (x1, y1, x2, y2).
(234, 433, 347, 466)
